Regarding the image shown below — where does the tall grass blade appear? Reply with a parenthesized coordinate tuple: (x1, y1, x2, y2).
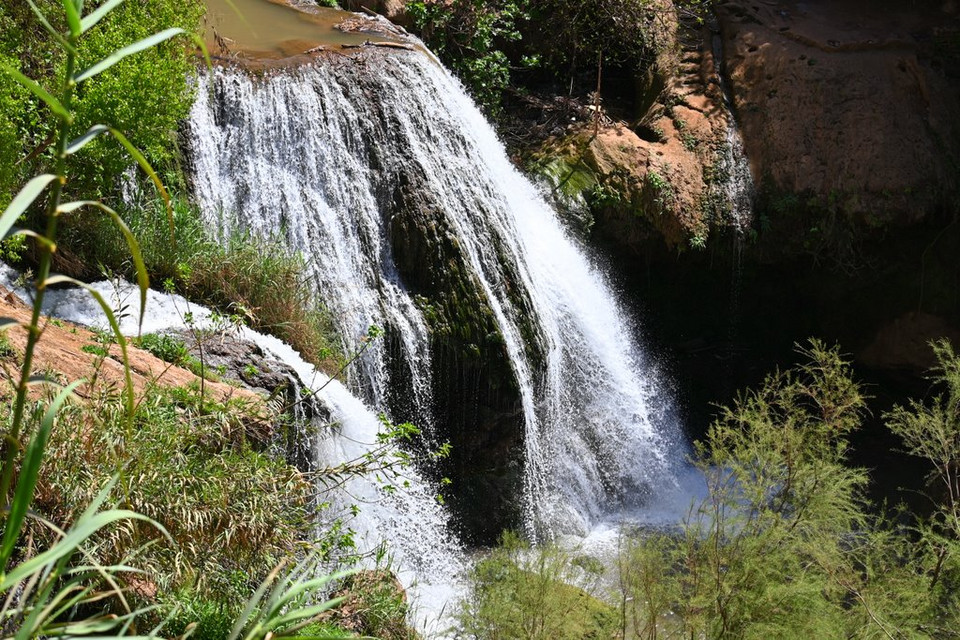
(80, 0, 125, 34)
(228, 561, 286, 640)
(268, 597, 345, 630)
(0, 174, 58, 240)
(58, 201, 150, 330)
(0, 509, 155, 590)
(65, 124, 109, 155)
(73, 28, 185, 83)
(61, 0, 82, 37)
(0, 380, 84, 568)
(107, 127, 173, 231)
(4, 228, 56, 250)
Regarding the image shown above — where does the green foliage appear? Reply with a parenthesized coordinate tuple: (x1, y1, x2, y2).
(458, 531, 618, 639)
(0, 0, 202, 199)
(184, 232, 342, 370)
(80, 342, 109, 357)
(407, 0, 694, 115)
(31, 382, 312, 599)
(407, 0, 526, 115)
(524, 0, 667, 72)
(162, 590, 239, 640)
(886, 339, 960, 630)
(0, 329, 15, 358)
(324, 569, 417, 640)
(135, 331, 192, 365)
(0, 0, 191, 634)
(133, 331, 219, 379)
(0, 2, 386, 638)
(619, 340, 960, 639)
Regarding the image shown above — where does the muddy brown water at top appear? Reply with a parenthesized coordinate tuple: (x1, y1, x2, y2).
(204, 0, 405, 60)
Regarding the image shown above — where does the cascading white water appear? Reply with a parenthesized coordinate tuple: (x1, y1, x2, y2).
(0, 264, 464, 635)
(187, 50, 686, 538)
(712, 33, 755, 232)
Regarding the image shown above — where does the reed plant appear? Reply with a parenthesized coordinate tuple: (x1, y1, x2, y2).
(0, 1, 351, 637)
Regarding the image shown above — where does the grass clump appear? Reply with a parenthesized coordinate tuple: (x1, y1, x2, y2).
(324, 569, 419, 640)
(0, 329, 16, 358)
(59, 195, 344, 371)
(133, 330, 221, 380)
(24, 380, 312, 602)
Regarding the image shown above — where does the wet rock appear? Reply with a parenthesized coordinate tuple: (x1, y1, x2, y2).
(389, 166, 526, 544)
(174, 329, 330, 471)
(860, 311, 960, 374)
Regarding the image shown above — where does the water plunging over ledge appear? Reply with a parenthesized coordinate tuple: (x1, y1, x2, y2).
(186, 49, 688, 541)
(711, 32, 755, 235)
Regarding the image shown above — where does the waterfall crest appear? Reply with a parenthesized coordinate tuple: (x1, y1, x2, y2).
(187, 50, 685, 538)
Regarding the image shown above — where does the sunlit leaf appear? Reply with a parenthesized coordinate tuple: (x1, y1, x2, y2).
(1, 508, 156, 590)
(0, 175, 58, 241)
(0, 64, 70, 120)
(65, 124, 109, 155)
(80, 0, 124, 33)
(61, 0, 82, 37)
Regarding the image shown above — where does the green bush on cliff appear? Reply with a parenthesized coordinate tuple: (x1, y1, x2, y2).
(408, 0, 698, 115)
(408, 0, 527, 115)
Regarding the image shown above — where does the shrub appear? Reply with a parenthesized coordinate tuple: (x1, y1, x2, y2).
(619, 340, 959, 639)
(0, 0, 202, 199)
(407, 0, 526, 115)
(458, 531, 617, 639)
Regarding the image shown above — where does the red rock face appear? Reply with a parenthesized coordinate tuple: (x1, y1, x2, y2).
(717, 0, 960, 225)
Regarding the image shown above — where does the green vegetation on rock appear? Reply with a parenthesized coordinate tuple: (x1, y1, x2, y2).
(407, 0, 686, 115)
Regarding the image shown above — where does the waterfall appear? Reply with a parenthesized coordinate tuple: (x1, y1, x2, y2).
(186, 50, 686, 539)
(711, 33, 755, 233)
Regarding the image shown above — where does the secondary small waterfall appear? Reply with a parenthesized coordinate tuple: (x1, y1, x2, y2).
(711, 33, 755, 233)
(0, 265, 464, 634)
(186, 50, 685, 538)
